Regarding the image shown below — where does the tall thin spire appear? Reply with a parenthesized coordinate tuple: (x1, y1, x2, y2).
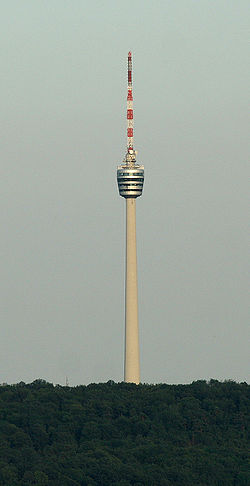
(117, 53, 145, 384)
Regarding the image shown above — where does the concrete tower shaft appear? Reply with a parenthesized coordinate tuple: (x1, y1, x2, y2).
(124, 198, 140, 383)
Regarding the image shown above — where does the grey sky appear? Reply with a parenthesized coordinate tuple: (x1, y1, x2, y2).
(1, 0, 249, 385)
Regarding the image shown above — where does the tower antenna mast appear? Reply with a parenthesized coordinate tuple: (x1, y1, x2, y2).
(127, 51, 134, 151)
(117, 52, 144, 384)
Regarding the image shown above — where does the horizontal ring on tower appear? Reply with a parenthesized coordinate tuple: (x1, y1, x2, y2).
(117, 165, 144, 198)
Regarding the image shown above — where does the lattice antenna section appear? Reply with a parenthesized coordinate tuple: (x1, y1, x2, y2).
(127, 51, 134, 151)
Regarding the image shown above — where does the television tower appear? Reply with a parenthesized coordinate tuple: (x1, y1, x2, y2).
(117, 52, 144, 384)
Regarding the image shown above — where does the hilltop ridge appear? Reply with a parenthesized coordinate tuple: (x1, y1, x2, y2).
(0, 380, 249, 485)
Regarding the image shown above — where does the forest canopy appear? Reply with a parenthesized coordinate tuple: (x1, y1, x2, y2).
(0, 380, 249, 485)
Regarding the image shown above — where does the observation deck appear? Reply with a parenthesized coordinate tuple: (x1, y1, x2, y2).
(117, 149, 144, 198)
(117, 163, 144, 198)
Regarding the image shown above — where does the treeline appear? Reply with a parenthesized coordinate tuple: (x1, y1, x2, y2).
(0, 379, 249, 485)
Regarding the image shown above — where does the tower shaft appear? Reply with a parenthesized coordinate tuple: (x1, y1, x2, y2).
(125, 198, 140, 384)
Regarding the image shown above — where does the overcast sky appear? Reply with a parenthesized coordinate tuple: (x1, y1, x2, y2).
(1, 0, 249, 385)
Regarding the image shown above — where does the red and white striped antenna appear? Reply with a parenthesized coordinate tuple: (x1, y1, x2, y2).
(127, 51, 134, 152)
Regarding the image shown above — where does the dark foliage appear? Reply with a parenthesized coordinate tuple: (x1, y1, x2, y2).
(0, 379, 249, 485)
